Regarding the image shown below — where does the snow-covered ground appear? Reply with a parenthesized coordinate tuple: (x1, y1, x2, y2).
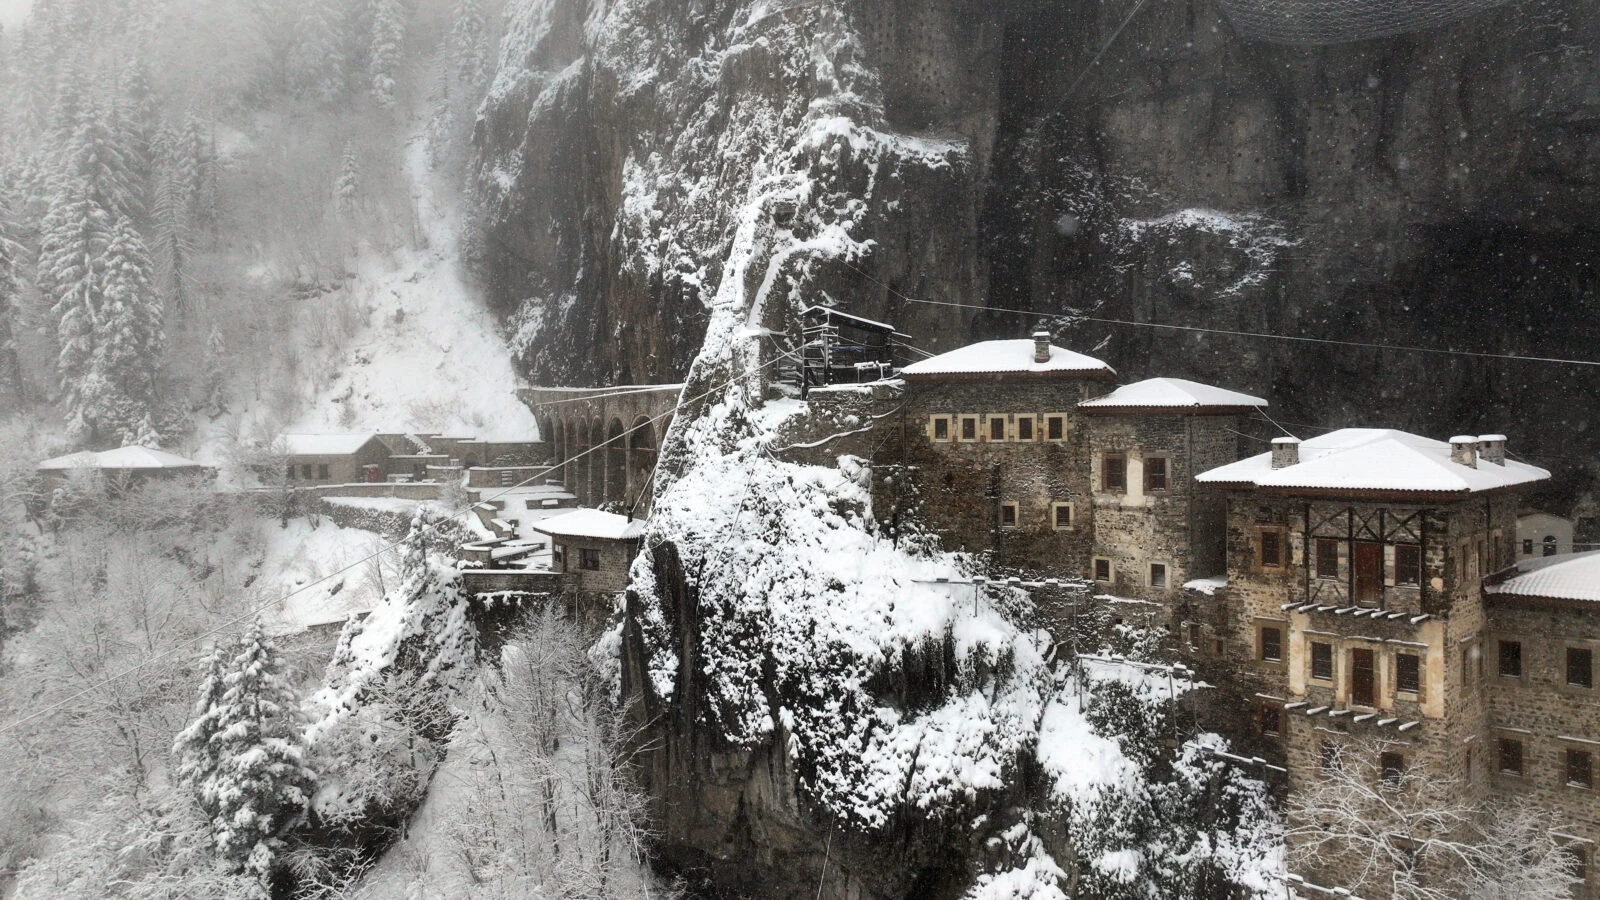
(253, 518, 395, 633)
(286, 140, 539, 440)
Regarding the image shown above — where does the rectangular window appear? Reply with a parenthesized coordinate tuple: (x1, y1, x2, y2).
(1568, 749, 1594, 789)
(1499, 737, 1524, 776)
(1350, 648, 1376, 706)
(999, 502, 1018, 528)
(1017, 417, 1034, 441)
(1188, 623, 1201, 649)
(1046, 416, 1065, 440)
(578, 547, 601, 571)
(931, 416, 950, 441)
(1395, 544, 1422, 586)
(1093, 558, 1111, 582)
(1570, 647, 1594, 688)
(1499, 640, 1522, 678)
(1144, 457, 1168, 492)
(1320, 740, 1341, 774)
(318, 464, 330, 480)
(1311, 642, 1333, 681)
(1051, 502, 1074, 531)
(1380, 752, 1406, 787)
(286, 465, 296, 480)
(1258, 703, 1281, 737)
(1523, 538, 1534, 555)
(1149, 563, 1168, 589)
(1102, 453, 1127, 492)
(960, 417, 977, 441)
(988, 417, 1006, 441)
(301, 464, 313, 479)
(1317, 538, 1341, 580)
(1396, 653, 1420, 695)
(1260, 626, 1283, 663)
(1259, 529, 1284, 569)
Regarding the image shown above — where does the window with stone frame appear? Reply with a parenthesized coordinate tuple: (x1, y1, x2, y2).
(1567, 748, 1594, 790)
(1102, 452, 1127, 492)
(1394, 543, 1422, 586)
(1498, 640, 1523, 679)
(301, 464, 313, 479)
(318, 464, 330, 479)
(1187, 622, 1201, 650)
(1316, 538, 1341, 580)
(999, 502, 1019, 529)
(286, 465, 296, 480)
(1093, 558, 1111, 582)
(1570, 647, 1594, 689)
(1259, 625, 1283, 663)
(1046, 415, 1065, 440)
(1149, 562, 1168, 589)
(1051, 502, 1074, 531)
(1017, 416, 1035, 441)
(1396, 652, 1421, 696)
(1319, 740, 1341, 775)
(1523, 538, 1534, 555)
(1257, 702, 1281, 737)
(578, 547, 601, 571)
(1498, 737, 1525, 776)
(1567, 847, 1590, 895)
(1380, 751, 1406, 787)
(1310, 641, 1333, 681)
(988, 416, 1006, 442)
(960, 416, 978, 441)
(1144, 456, 1168, 492)
(1258, 527, 1286, 569)
(931, 416, 951, 442)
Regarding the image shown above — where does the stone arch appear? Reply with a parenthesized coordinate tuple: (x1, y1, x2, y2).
(588, 419, 605, 506)
(606, 418, 627, 504)
(628, 416, 656, 499)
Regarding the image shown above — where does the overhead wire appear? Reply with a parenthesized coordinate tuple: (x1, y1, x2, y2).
(0, 349, 800, 737)
(844, 258, 1600, 369)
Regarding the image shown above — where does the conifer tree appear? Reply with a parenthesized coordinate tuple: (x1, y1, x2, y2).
(0, 182, 26, 403)
(450, 0, 488, 86)
(368, 0, 405, 110)
(292, 0, 350, 105)
(202, 625, 315, 890)
(151, 121, 196, 322)
(90, 214, 164, 444)
(38, 182, 109, 437)
(173, 643, 232, 819)
(201, 324, 228, 416)
(335, 142, 360, 214)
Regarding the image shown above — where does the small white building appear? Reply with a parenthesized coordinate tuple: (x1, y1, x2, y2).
(1517, 511, 1573, 559)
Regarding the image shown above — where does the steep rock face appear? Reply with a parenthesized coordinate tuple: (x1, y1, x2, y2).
(469, 0, 1599, 505)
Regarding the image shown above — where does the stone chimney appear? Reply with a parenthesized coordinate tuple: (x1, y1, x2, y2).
(1449, 436, 1478, 468)
(1478, 434, 1507, 466)
(1271, 436, 1300, 469)
(1033, 331, 1052, 363)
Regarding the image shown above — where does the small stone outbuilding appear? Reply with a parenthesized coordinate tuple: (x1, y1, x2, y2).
(531, 509, 646, 595)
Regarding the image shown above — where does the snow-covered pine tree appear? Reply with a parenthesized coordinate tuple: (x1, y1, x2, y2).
(114, 59, 159, 205)
(201, 323, 227, 416)
(450, 0, 488, 86)
(368, 0, 405, 110)
(335, 142, 360, 215)
(151, 121, 196, 323)
(207, 624, 315, 890)
(292, 0, 351, 105)
(173, 642, 232, 820)
(38, 182, 110, 438)
(57, 104, 143, 223)
(89, 214, 164, 444)
(0, 181, 26, 403)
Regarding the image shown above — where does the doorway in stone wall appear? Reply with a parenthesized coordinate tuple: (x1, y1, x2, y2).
(1354, 540, 1384, 607)
(1350, 648, 1376, 707)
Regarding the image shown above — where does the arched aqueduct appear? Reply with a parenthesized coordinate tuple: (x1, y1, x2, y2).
(519, 384, 682, 512)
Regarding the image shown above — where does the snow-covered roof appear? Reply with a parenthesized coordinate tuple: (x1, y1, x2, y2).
(899, 340, 1115, 378)
(38, 446, 209, 471)
(1196, 428, 1550, 494)
(531, 509, 646, 542)
(1488, 550, 1600, 604)
(1079, 377, 1268, 411)
(800, 305, 901, 335)
(278, 433, 382, 456)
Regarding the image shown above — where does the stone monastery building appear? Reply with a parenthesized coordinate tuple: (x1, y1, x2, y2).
(829, 329, 1600, 895)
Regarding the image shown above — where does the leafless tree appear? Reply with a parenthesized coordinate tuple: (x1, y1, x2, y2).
(1288, 736, 1580, 900)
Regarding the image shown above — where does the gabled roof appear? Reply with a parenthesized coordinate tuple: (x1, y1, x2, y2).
(38, 445, 209, 471)
(1078, 377, 1268, 412)
(800, 305, 904, 336)
(1196, 428, 1550, 494)
(278, 433, 382, 456)
(1487, 550, 1600, 604)
(531, 509, 646, 541)
(899, 340, 1115, 378)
